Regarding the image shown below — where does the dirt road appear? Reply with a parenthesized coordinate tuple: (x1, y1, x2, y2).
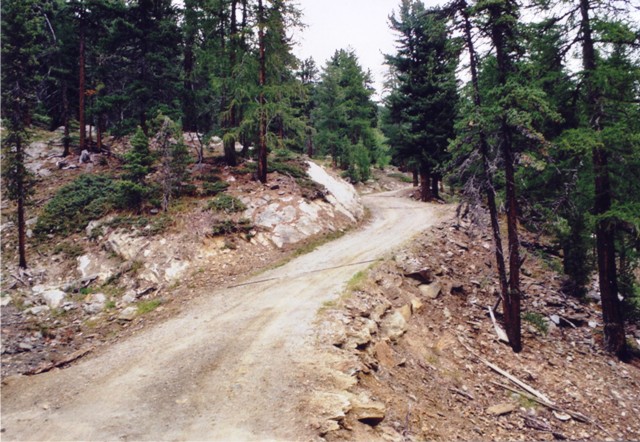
(1, 190, 450, 441)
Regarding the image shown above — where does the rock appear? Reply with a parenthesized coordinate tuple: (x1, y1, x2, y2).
(371, 299, 392, 322)
(419, 282, 442, 299)
(26, 305, 50, 315)
(41, 289, 66, 309)
(83, 293, 107, 314)
(121, 291, 136, 305)
(410, 298, 423, 314)
(373, 340, 396, 369)
(405, 268, 434, 284)
(306, 161, 364, 220)
(443, 307, 452, 320)
(381, 310, 408, 341)
(398, 304, 412, 322)
(487, 402, 516, 416)
(553, 411, 572, 422)
(311, 392, 352, 435)
(0, 296, 12, 307)
(550, 314, 560, 325)
(18, 342, 34, 351)
(118, 306, 138, 321)
(350, 396, 386, 426)
(588, 320, 598, 329)
(79, 149, 91, 164)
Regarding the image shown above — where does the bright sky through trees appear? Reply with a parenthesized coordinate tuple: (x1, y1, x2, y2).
(294, 0, 445, 100)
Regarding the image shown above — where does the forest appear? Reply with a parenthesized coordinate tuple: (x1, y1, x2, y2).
(1, 0, 639, 365)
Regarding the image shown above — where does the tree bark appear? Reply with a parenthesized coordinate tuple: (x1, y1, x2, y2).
(16, 136, 27, 269)
(431, 173, 440, 200)
(257, 0, 268, 183)
(580, 0, 625, 357)
(62, 82, 70, 157)
(412, 168, 419, 187)
(79, 23, 86, 152)
(467, 0, 521, 351)
(419, 164, 432, 202)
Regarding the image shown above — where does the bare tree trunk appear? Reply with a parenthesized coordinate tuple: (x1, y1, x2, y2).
(458, 0, 513, 347)
(79, 24, 86, 152)
(16, 136, 27, 269)
(257, 0, 268, 183)
(62, 82, 70, 156)
(96, 114, 103, 152)
(419, 164, 432, 202)
(431, 174, 440, 200)
(412, 168, 418, 187)
(580, 0, 625, 357)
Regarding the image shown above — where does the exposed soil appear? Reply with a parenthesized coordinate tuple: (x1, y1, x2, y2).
(314, 215, 640, 441)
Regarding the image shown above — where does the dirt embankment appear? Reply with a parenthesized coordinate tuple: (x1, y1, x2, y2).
(313, 216, 640, 441)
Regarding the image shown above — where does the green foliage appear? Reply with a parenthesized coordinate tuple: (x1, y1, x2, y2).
(114, 180, 147, 212)
(53, 242, 85, 258)
(313, 49, 379, 181)
(137, 299, 162, 315)
(268, 161, 307, 179)
(202, 181, 230, 196)
(35, 175, 117, 236)
(123, 127, 154, 183)
(523, 312, 549, 335)
(211, 218, 253, 236)
(388, 172, 413, 183)
(208, 194, 247, 213)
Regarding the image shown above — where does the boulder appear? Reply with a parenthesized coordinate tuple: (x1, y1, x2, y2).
(41, 289, 66, 309)
(26, 305, 50, 315)
(487, 402, 516, 416)
(373, 340, 396, 369)
(380, 310, 408, 341)
(350, 396, 386, 426)
(83, 293, 106, 314)
(419, 282, 442, 299)
(118, 306, 138, 321)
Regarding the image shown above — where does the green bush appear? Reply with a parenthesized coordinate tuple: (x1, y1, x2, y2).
(208, 194, 247, 213)
(268, 161, 307, 179)
(114, 180, 146, 211)
(202, 181, 229, 196)
(211, 218, 253, 236)
(35, 175, 117, 236)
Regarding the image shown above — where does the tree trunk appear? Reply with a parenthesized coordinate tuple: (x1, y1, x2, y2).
(412, 168, 419, 187)
(16, 136, 27, 269)
(431, 173, 440, 200)
(460, 0, 509, 306)
(580, 0, 625, 357)
(224, 136, 238, 167)
(62, 82, 70, 157)
(257, 0, 268, 183)
(419, 164, 432, 202)
(79, 25, 86, 152)
(306, 130, 314, 157)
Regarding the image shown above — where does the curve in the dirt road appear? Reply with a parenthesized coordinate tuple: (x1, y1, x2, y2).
(1, 189, 452, 442)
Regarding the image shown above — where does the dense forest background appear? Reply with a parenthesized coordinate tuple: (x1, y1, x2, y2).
(1, 0, 639, 357)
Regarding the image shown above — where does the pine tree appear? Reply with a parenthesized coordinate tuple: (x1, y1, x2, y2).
(384, 1, 459, 201)
(1, 0, 46, 269)
(313, 49, 379, 182)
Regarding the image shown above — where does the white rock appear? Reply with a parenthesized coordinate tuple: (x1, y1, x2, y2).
(41, 289, 66, 309)
(118, 306, 138, 321)
(1, 296, 12, 307)
(26, 305, 50, 315)
(306, 161, 364, 220)
(380, 310, 408, 341)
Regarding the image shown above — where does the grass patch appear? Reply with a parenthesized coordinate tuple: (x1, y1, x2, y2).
(269, 160, 307, 179)
(523, 311, 549, 335)
(137, 299, 162, 315)
(53, 241, 85, 258)
(347, 270, 367, 292)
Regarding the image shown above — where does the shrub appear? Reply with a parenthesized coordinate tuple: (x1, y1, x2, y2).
(35, 175, 117, 236)
(211, 218, 253, 236)
(114, 180, 146, 211)
(268, 161, 307, 179)
(202, 181, 229, 196)
(208, 194, 246, 213)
